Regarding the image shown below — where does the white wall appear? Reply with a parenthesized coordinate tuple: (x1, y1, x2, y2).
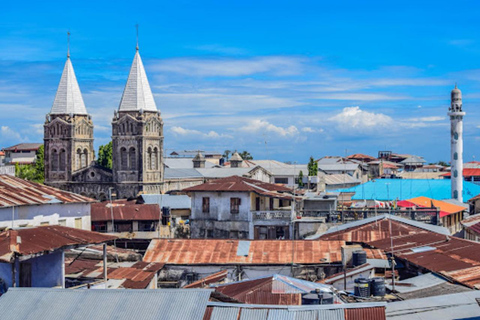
(191, 192, 251, 221)
(6, 151, 37, 164)
(0, 203, 91, 230)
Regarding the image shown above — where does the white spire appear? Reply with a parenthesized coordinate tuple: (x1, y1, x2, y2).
(118, 51, 157, 112)
(50, 58, 88, 115)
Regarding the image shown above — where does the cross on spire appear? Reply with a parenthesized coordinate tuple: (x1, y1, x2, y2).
(136, 24, 139, 51)
(67, 31, 71, 58)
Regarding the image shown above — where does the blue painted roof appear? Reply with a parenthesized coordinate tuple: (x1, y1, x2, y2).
(340, 179, 480, 202)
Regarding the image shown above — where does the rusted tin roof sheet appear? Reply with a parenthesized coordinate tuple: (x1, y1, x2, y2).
(91, 200, 161, 221)
(144, 239, 345, 265)
(0, 174, 94, 207)
(184, 270, 229, 288)
(0, 225, 116, 263)
(322, 216, 480, 289)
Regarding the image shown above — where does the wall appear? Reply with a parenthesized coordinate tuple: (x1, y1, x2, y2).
(6, 150, 36, 164)
(0, 203, 91, 230)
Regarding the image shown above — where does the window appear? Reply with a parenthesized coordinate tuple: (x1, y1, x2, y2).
(153, 147, 158, 170)
(255, 197, 261, 211)
(114, 222, 133, 233)
(59, 149, 66, 171)
(229, 230, 239, 239)
(51, 149, 58, 171)
(147, 147, 152, 170)
(75, 218, 82, 229)
(58, 219, 67, 227)
(269, 198, 274, 210)
(138, 221, 158, 232)
(230, 198, 241, 214)
(129, 147, 136, 170)
(202, 197, 210, 213)
(207, 229, 213, 238)
(120, 147, 128, 170)
(454, 132, 459, 140)
(454, 170, 458, 178)
(274, 178, 288, 184)
(92, 222, 107, 232)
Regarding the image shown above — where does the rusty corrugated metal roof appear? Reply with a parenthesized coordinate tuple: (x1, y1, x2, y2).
(143, 239, 344, 265)
(0, 225, 116, 263)
(184, 270, 229, 289)
(91, 200, 161, 221)
(0, 174, 95, 207)
(321, 217, 480, 289)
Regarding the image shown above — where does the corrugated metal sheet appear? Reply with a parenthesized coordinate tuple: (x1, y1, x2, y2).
(0, 226, 116, 263)
(266, 309, 295, 320)
(183, 175, 291, 193)
(0, 174, 94, 207)
(144, 239, 344, 265)
(210, 307, 240, 320)
(0, 288, 212, 320)
(240, 309, 269, 320)
(321, 215, 480, 289)
(91, 201, 160, 222)
(237, 241, 251, 256)
(184, 270, 229, 288)
(345, 307, 386, 320)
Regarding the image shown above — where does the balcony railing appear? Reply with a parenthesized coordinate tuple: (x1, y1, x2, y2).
(252, 210, 292, 220)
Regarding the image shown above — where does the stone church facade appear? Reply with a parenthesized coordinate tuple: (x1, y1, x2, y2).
(44, 48, 163, 200)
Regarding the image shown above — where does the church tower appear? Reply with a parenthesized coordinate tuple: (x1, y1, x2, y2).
(449, 84, 465, 202)
(44, 49, 94, 188)
(111, 45, 164, 198)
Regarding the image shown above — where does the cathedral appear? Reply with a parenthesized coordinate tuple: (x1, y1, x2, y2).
(44, 45, 164, 200)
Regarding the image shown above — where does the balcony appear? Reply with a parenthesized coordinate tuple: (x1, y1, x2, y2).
(251, 210, 292, 220)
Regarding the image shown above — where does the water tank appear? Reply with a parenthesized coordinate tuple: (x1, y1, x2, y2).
(354, 278, 370, 298)
(352, 250, 367, 266)
(319, 292, 334, 304)
(302, 293, 320, 305)
(370, 277, 386, 297)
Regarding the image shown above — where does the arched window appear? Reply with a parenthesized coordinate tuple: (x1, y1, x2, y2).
(129, 147, 136, 170)
(454, 170, 458, 178)
(147, 147, 152, 170)
(454, 152, 458, 160)
(59, 149, 66, 171)
(454, 190, 458, 199)
(120, 147, 128, 170)
(130, 123, 134, 133)
(52, 149, 58, 171)
(83, 149, 88, 167)
(76, 149, 82, 170)
(153, 147, 158, 170)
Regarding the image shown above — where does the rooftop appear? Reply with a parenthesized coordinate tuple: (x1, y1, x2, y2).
(407, 196, 467, 218)
(50, 58, 87, 115)
(2, 143, 43, 152)
(320, 215, 480, 289)
(341, 178, 480, 201)
(0, 174, 95, 208)
(91, 200, 160, 222)
(144, 239, 344, 265)
(140, 194, 191, 209)
(0, 226, 116, 263)
(0, 288, 212, 320)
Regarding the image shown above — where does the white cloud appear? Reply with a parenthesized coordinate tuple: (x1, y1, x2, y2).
(240, 119, 299, 137)
(170, 126, 232, 139)
(151, 56, 305, 77)
(329, 106, 393, 131)
(415, 116, 445, 122)
(302, 127, 323, 133)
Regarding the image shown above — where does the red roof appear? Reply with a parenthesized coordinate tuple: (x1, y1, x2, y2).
(443, 168, 480, 177)
(91, 200, 161, 222)
(183, 176, 292, 197)
(0, 226, 116, 263)
(321, 217, 480, 288)
(144, 239, 344, 265)
(0, 174, 95, 207)
(347, 153, 376, 161)
(2, 143, 42, 152)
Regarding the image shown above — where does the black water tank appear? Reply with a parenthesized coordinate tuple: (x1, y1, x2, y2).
(319, 292, 334, 304)
(352, 250, 367, 266)
(302, 293, 320, 305)
(370, 277, 386, 297)
(354, 278, 370, 297)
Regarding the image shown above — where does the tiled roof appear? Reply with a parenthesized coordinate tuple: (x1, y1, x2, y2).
(0, 226, 116, 263)
(2, 143, 42, 151)
(321, 215, 480, 289)
(443, 168, 480, 177)
(143, 239, 344, 265)
(50, 58, 87, 115)
(407, 196, 466, 217)
(118, 51, 157, 112)
(0, 174, 95, 207)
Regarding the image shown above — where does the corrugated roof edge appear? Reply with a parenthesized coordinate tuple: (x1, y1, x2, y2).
(5, 287, 213, 293)
(307, 214, 450, 239)
(207, 301, 386, 309)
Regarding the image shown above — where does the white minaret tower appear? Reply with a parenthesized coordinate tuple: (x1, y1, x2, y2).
(449, 84, 465, 202)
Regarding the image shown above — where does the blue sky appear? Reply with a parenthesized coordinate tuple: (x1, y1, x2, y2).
(2, 0, 480, 163)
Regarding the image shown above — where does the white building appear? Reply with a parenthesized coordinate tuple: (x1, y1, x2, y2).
(2, 143, 42, 165)
(0, 174, 94, 230)
(449, 85, 465, 202)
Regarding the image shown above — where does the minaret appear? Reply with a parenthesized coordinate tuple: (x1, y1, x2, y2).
(449, 84, 465, 202)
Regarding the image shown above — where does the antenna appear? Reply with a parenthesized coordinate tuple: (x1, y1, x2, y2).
(135, 23, 139, 51)
(67, 31, 71, 58)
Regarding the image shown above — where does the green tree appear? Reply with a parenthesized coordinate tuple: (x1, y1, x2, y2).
(14, 146, 44, 183)
(34, 145, 44, 183)
(239, 151, 253, 160)
(222, 150, 231, 161)
(98, 142, 113, 169)
(307, 156, 318, 176)
(298, 170, 304, 187)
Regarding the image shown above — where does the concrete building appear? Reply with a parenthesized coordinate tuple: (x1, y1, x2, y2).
(2, 143, 42, 165)
(44, 44, 163, 200)
(184, 175, 296, 239)
(449, 84, 465, 202)
(0, 174, 94, 230)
